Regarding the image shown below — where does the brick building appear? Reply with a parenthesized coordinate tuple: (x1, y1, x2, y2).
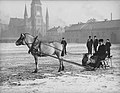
(64, 19, 120, 43)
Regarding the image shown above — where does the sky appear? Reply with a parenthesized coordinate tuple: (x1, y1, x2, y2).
(0, 0, 120, 27)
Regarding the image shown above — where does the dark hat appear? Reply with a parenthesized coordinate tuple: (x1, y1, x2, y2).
(89, 36, 91, 38)
(99, 39, 104, 42)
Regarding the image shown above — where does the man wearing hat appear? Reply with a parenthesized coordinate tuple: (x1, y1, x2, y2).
(93, 36, 98, 53)
(105, 39, 111, 58)
(95, 39, 107, 68)
(61, 38, 67, 56)
(86, 36, 93, 54)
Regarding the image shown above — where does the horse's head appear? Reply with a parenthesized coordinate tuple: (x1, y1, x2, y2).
(16, 33, 26, 46)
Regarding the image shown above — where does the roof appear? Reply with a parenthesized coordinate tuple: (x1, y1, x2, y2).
(9, 18, 24, 27)
(48, 27, 60, 32)
(65, 19, 120, 31)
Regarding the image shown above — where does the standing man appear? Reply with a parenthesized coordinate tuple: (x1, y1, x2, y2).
(105, 39, 111, 58)
(93, 36, 98, 53)
(61, 38, 67, 56)
(86, 36, 93, 54)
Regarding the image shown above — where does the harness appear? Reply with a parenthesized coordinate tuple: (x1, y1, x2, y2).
(28, 36, 42, 56)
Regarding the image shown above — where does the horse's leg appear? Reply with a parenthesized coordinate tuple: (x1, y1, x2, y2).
(55, 52, 62, 72)
(58, 60, 62, 72)
(56, 52, 64, 72)
(33, 55, 38, 73)
(61, 61, 64, 71)
(59, 54, 64, 71)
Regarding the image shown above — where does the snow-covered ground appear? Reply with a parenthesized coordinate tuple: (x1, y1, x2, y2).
(0, 43, 120, 93)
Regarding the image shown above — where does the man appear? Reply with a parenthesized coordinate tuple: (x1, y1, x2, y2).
(86, 36, 93, 54)
(105, 39, 111, 58)
(82, 53, 89, 66)
(61, 38, 67, 56)
(93, 36, 98, 53)
(95, 39, 107, 68)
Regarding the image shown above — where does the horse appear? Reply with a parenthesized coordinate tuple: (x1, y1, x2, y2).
(15, 33, 64, 73)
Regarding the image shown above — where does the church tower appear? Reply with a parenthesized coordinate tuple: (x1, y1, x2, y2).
(46, 8, 49, 31)
(24, 4, 28, 32)
(24, 4, 28, 26)
(31, 0, 43, 36)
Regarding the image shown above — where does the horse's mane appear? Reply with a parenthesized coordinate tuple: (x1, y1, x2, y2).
(24, 33, 35, 38)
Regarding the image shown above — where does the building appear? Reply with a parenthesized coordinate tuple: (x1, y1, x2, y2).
(0, 23, 8, 39)
(45, 26, 65, 42)
(1, 0, 120, 44)
(64, 19, 120, 43)
(8, 0, 49, 39)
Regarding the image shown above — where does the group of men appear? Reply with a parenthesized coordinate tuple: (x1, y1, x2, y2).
(86, 36, 111, 69)
(87, 36, 111, 58)
(61, 36, 111, 59)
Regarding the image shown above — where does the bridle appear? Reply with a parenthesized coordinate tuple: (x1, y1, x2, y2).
(20, 34, 26, 45)
(21, 34, 33, 48)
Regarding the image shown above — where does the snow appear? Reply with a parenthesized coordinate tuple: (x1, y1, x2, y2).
(0, 43, 120, 93)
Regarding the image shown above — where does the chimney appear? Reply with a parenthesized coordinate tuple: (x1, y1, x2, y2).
(111, 13, 112, 21)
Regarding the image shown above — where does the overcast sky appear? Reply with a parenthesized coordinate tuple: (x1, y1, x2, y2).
(0, 0, 120, 27)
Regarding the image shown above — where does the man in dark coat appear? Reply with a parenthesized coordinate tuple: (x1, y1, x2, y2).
(86, 36, 93, 54)
(93, 36, 98, 53)
(105, 39, 111, 58)
(61, 38, 67, 56)
(95, 39, 107, 68)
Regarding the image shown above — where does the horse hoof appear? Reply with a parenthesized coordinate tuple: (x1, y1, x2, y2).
(32, 70, 37, 73)
(61, 66, 64, 71)
(58, 69, 61, 72)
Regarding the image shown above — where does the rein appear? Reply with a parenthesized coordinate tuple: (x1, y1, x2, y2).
(41, 42, 84, 56)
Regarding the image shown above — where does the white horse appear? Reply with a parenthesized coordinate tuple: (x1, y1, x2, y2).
(15, 33, 64, 73)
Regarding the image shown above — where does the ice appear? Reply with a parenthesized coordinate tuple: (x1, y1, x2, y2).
(0, 43, 120, 93)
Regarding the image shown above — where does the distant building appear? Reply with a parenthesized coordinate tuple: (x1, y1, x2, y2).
(64, 19, 120, 43)
(45, 26, 64, 42)
(0, 23, 8, 39)
(8, 0, 49, 39)
(1, 0, 120, 44)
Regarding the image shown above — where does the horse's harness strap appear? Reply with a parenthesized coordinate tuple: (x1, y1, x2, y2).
(28, 36, 38, 54)
(31, 41, 42, 56)
(38, 41, 42, 56)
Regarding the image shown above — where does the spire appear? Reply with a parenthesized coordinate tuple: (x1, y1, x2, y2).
(46, 8, 49, 31)
(46, 8, 49, 18)
(24, 4, 28, 18)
